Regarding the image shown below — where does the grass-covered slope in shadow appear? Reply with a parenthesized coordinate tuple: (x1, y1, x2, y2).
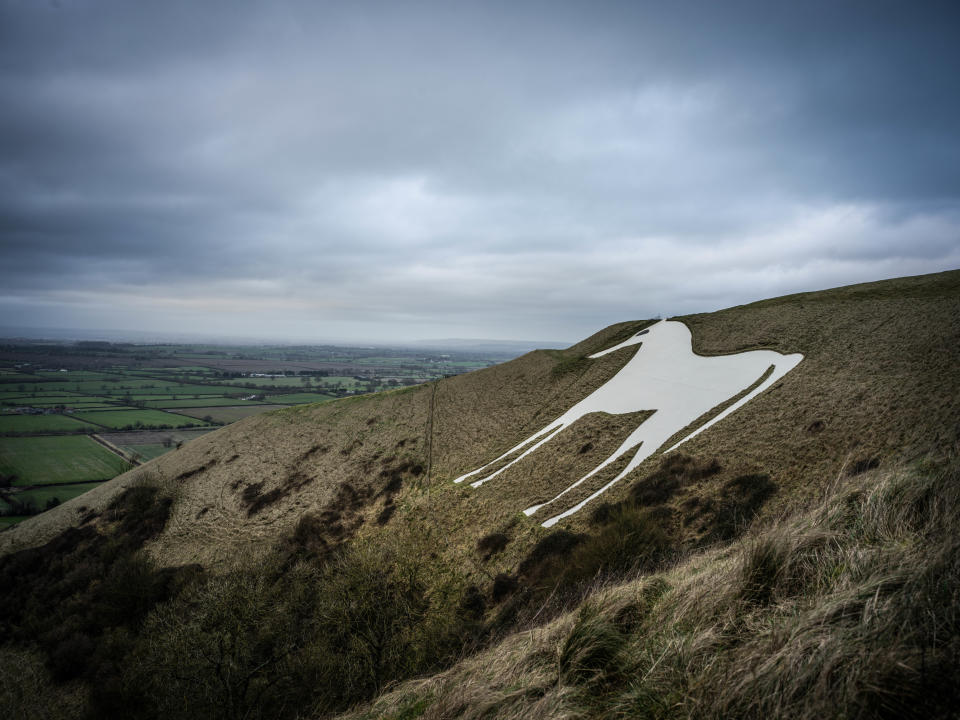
(343, 456, 960, 720)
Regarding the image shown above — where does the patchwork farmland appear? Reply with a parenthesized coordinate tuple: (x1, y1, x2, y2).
(0, 338, 516, 525)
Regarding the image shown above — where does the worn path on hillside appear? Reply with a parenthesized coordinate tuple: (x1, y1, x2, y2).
(456, 320, 803, 526)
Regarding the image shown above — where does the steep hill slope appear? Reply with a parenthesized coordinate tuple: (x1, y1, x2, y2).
(0, 318, 653, 566)
(341, 457, 960, 720)
(2, 270, 958, 720)
(4, 271, 959, 570)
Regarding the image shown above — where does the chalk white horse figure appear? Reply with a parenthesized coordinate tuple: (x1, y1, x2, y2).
(454, 320, 803, 527)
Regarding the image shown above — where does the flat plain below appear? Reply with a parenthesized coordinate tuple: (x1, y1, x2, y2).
(0, 435, 131, 485)
(170, 404, 289, 424)
(0, 414, 99, 433)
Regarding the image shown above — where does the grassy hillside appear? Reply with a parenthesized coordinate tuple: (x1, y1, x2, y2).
(342, 457, 960, 720)
(1, 270, 958, 719)
(0, 318, 654, 566)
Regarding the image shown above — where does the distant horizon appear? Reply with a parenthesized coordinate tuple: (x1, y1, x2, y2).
(4, 267, 959, 350)
(0, 323, 572, 352)
(2, 1, 958, 345)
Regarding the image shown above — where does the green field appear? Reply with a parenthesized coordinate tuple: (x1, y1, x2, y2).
(319, 376, 365, 387)
(0, 414, 98, 433)
(0, 388, 80, 395)
(59, 403, 118, 409)
(219, 376, 314, 387)
(7, 482, 106, 509)
(123, 385, 249, 397)
(149, 365, 219, 372)
(265, 392, 336, 404)
(171, 405, 287, 423)
(143, 397, 267, 409)
(34, 379, 162, 392)
(110, 394, 189, 401)
(74, 409, 206, 429)
(20, 379, 249, 397)
(98, 427, 214, 447)
(118, 443, 169, 462)
(0, 395, 115, 406)
(0, 515, 29, 528)
(0, 436, 131, 484)
(0, 392, 93, 402)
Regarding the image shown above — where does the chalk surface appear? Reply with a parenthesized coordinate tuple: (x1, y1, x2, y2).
(454, 320, 803, 527)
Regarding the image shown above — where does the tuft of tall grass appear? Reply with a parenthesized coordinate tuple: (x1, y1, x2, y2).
(557, 604, 625, 687)
(339, 457, 960, 720)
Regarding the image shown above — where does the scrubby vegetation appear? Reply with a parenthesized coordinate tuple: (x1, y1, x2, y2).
(0, 489, 483, 720)
(345, 456, 960, 719)
(8, 454, 958, 719)
(0, 479, 201, 717)
(480, 454, 778, 634)
(2, 273, 959, 718)
(122, 543, 474, 720)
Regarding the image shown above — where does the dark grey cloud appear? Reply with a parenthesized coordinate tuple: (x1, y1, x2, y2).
(1, 0, 959, 343)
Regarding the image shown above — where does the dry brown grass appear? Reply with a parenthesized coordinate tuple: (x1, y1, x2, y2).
(430, 320, 656, 482)
(337, 457, 960, 720)
(4, 270, 958, 588)
(3, 273, 960, 719)
(0, 386, 433, 566)
(555, 269, 960, 542)
(0, 321, 651, 568)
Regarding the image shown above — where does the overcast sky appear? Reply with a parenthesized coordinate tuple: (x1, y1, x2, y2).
(1, 0, 959, 344)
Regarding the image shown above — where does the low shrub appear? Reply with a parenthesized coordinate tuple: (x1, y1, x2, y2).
(119, 531, 479, 720)
(349, 458, 960, 720)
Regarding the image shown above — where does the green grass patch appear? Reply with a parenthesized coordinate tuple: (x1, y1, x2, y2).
(0, 373, 48, 382)
(119, 443, 170, 462)
(97, 428, 214, 447)
(120, 384, 249, 397)
(0, 435, 131, 484)
(263, 392, 336, 404)
(111, 395, 185, 401)
(20, 379, 243, 397)
(0, 395, 115, 406)
(0, 515, 29, 528)
(143, 397, 268, 409)
(60, 403, 119, 409)
(0, 414, 98, 434)
(0, 390, 85, 400)
(221, 376, 315, 387)
(73, 409, 205, 429)
(10, 482, 105, 509)
(170, 405, 287, 423)
(319, 376, 364, 387)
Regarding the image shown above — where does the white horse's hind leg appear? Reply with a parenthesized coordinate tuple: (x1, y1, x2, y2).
(523, 437, 644, 516)
(470, 422, 568, 488)
(453, 418, 566, 486)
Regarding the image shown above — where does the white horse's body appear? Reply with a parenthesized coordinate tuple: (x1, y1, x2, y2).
(454, 320, 803, 527)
